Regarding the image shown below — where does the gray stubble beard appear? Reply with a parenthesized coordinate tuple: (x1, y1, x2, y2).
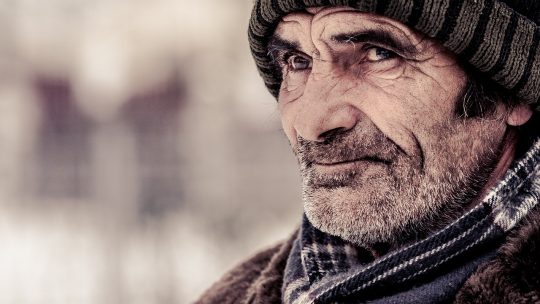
(298, 117, 506, 248)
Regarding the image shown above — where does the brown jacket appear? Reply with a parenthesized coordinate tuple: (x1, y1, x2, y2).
(197, 209, 540, 304)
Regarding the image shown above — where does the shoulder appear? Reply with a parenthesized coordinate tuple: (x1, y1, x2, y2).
(195, 230, 298, 304)
(455, 207, 540, 303)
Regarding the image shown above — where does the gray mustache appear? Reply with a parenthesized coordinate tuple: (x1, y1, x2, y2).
(295, 124, 403, 167)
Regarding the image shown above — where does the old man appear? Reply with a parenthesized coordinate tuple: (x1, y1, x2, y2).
(198, 0, 539, 303)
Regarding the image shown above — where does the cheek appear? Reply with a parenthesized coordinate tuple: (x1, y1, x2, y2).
(280, 71, 309, 102)
(340, 63, 466, 155)
(365, 62, 466, 124)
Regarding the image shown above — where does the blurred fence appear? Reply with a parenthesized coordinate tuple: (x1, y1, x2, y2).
(0, 1, 302, 303)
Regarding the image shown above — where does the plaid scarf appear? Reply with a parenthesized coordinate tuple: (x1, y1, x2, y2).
(282, 138, 540, 304)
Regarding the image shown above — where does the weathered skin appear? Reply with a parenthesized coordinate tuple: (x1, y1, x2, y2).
(271, 7, 533, 248)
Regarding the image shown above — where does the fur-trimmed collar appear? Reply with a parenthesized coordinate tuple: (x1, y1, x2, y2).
(455, 206, 540, 303)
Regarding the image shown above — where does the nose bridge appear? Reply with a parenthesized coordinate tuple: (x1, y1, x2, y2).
(294, 64, 360, 142)
(307, 58, 337, 100)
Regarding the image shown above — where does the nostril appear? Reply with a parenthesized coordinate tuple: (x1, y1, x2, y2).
(318, 127, 348, 142)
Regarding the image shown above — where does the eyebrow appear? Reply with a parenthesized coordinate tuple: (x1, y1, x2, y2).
(331, 29, 417, 55)
(266, 29, 417, 62)
(267, 35, 300, 56)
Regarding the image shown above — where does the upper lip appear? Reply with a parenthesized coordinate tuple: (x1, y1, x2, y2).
(312, 156, 390, 166)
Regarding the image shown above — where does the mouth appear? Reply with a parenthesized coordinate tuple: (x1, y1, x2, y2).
(310, 156, 391, 175)
(313, 156, 390, 167)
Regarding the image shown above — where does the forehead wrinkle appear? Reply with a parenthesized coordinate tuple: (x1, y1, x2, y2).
(312, 12, 422, 54)
(351, 13, 423, 47)
(311, 6, 359, 23)
(276, 14, 316, 54)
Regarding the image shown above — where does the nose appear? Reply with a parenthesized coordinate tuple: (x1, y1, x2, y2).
(293, 77, 360, 142)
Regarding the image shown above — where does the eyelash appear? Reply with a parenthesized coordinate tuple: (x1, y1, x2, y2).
(286, 54, 312, 72)
(363, 45, 399, 62)
(272, 51, 311, 73)
(274, 44, 400, 73)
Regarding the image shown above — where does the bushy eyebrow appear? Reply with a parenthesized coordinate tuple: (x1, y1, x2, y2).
(267, 35, 301, 64)
(331, 29, 417, 55)
(268, 29, 417, 61)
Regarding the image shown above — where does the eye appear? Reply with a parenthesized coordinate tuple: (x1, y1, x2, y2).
(366, 47, 398, 62)
(286, 54, 312, 72)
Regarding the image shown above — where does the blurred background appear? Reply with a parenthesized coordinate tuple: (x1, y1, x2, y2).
(0, 0, 303, 303)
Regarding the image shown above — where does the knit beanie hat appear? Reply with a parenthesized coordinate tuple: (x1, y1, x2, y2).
(248, 0, 540, 110)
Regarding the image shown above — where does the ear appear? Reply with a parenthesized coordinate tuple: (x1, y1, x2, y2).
(507, 104, 533, 127)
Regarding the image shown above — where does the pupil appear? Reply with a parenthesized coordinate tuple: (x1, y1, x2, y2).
(376, 48, 392, 59)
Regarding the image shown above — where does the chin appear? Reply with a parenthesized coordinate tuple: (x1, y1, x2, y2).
(303, 183, 412, 246)
(301, 166, 475, 247)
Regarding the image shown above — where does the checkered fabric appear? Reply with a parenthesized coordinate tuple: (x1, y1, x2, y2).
(282, 137, 540, 304)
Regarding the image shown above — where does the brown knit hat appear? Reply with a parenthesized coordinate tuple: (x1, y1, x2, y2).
(248, 0, 540, 110)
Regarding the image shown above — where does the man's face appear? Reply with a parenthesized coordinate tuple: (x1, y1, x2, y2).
(272, 7, 511, 246)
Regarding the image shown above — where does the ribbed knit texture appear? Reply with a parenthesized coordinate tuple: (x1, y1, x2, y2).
(248, 0, 540, 109)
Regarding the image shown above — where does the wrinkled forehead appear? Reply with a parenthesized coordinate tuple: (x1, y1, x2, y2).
(274, 6, 421, 52)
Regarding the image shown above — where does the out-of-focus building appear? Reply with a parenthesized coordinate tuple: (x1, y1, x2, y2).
(0, 1, 302, 303)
